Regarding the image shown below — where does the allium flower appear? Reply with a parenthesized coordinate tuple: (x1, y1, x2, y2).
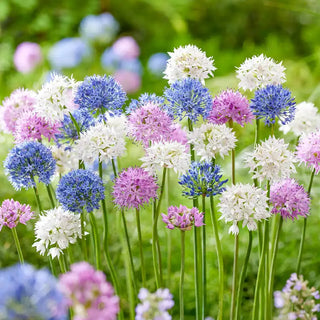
(14, 42, 42, 73)
(164, 44, 216, 84)
(50, 145, 78, 175)
(169, 123, 189, 148)
(56, 169, 105, 213)
(112, 36, 140, 59)
(148, 52, 169, 76)
(219, 183, 270, 234)
(75, 75, 127, 117)
(162, 205, 204, 230)
(270, 179, 310, 220)
(112, 167, 158, 209)
(140, 141, 190, 175)
(236, 54, 286, 91)
(59, 262, 119, 320)
(209, 89, 254, 126)
(135, 288, 174, 320)
(164, 78, 213, 123)
(179, 161, 228, 198)
(245, 136, 296, 183)
(0, 264, 67, 320)
(4, 141, 56, 190)
(113, 70, 141, 94)
(250, 84, 296, 126)
(127, 93, 165, 113)
(0, 199, 34, 231)
(188, 123, 237, 160)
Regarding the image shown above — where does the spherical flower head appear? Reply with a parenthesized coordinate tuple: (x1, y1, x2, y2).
(140, 141, 191, 175)
(50, 145, 78, 175)
(113, 70, 141, 94)
(0, 199, 34, 231)
(245, 136, 296, 183)
(59, 262, 119, 320)
(148, 53, 169, 76)
(112, 36, 140, 59)
(188, 123, 237, 161)
(75, 75, 127, 117)
(127, 93, 165, 113)
(112, 167, 158, 210)
(169, 123, 189, 149)
(209, 89, 254, 126)
(179, 161, 228, 198)
(164, 44, 216, 84)
(0, 263, 67, 320)
(56, 169, 104, 213)
(219, 183, 270, 235)
(136, 288, 174, 320)
(164, 78, 213, 123)
(4, 141, 56, 190)
(13, 42, 42, 73)
(236, 54, 286, 91)
(270, 179, 310, 220)
(250, 84, 296, 126)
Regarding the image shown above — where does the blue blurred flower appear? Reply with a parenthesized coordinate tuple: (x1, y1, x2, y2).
(147, 52, 169, 76)
(250, 84, 296, 126)
(56, 169, 105, 213)
(179, 161, 228, 198)
(127, 93, 165, 113)
(164, 78, 213, 123)
(0, 263, 67, 320)
(4, 141, 56, 190)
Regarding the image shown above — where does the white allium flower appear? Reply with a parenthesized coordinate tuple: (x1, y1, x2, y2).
(50, 145, 78, 175)
(245, 136, 296, 183)
(188, 123, 237, 160)
(236, 54, 286, 91)
(73, 115, 128, 165)
(33, 207, 83, 258)
(140, 141, 191, 175)
(219, 183, 270, 235)
(164, 45, 216, 84)
(279, 101, 320, 137)
(34, 74, 79, 123)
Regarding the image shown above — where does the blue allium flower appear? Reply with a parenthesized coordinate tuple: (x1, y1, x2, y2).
(0, 263, 67, 320)
(250, 84, 296, 126)
(164, 78, 213, 123)
(56, 169, 105, 213)
(75, 75, 127, 117)
(179, 161, 228, 198)
(4, 141, 56, 190)
(147, 53, 169, 76)
(127, 93, 165, 113)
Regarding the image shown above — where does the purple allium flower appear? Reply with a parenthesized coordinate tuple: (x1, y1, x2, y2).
(113, 70, 141, 94)
(127, 93, 165, 113)
(162, 205, 204, 231)
(250, 84, 296, 126)
(270, 178, 310, 220)
(209, 89, 254, 126)
(13, 42, 42, 73)
(112, 167, 158, 210)
(59, 262, 119, 320)
(0, 199, 33, 231)
(147, 52, 169, 76)
(112, 36, 140, 59)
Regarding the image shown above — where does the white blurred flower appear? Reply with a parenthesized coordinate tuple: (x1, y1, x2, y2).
(50, 145, 78, 175)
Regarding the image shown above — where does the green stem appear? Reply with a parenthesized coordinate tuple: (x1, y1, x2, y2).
(81, 212, 88, 261)
(112, 158, 118, 177)
(136, 209, 146, 287)
(180, 230, 185, 320)
(255, 118, 260, 147)
(152, 201, 160, 288)
(33, 185, 43, 213)
(11, 228, 24, 264)
(49, 256, 57, 277)
(166, 170, 172, 287)
(89, 211, 101, 270)
(202, 195, 207, 316)
(231, 230, 239, 320)
(46, 184, 56, 208)
(58, 254, 67, 273)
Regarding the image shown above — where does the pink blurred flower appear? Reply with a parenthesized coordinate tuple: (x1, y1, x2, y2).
(112, 36, 140, 59)
(169, 123, 189, 151)
(113, 70, 141, 93)
(14, 42, 43, 73)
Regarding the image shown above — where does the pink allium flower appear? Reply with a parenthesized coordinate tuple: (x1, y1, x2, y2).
(59, 262, 119, 320)
(0, 199, 34, 231)
(112, 36, 140, 59)
(161, 205, 204, 231)
(270, 179, 310, 220)
(208, 89, 254, 126)
(13, 42, 43, 73)
(113, 70, 141, 93)
(296, 130, 320, 173)
(112, 167, 158, 209)
(169, 123, 189, 149)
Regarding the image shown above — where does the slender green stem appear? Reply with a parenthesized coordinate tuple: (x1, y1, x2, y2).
(46, 184, 56, 208)
(180, 230, 185, 320)
(231, 231, 239, 320)
(33, 185, 43, 212)
(202, 195, 207, 316)
(58, 254, 67, 273)
(49, 256, 57, 277)
(166, 170, 172, 286)
(135, 209, 146, 286)
(67, 247, 74, 265)
(81, 212, 88, 261)
(255, 119, 260, 147)
(89, 211, 101, 270)
(12, 228, 24, 264)
(112, 158, 118, 177)
(152, 201, 161, 288)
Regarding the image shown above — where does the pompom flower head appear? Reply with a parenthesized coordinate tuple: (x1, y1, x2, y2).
(59, 262, 119, 320)
(114, 70, 141, 94)
(164, 78, 213, 123)
(14, 42, 42, 74)
(112, 36, 140, 59)
(56, 169, 105, 213)
(50, 146, 78, 175)
(148, 52, 169, 76)
(4, 141, 56, 190)
(250, 84, 296, 126)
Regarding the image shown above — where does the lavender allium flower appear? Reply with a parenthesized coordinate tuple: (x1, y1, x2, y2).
(0, 199, 34, 231)
(56, 169, 104, 213)
(127, 93, 165, 113)
(0, 264, 67, 320)
(4, 141, 56, 190)
(250, 84, 296, 126)
(236, 54, 286, 91)
(112, 167, 158, 209)
(164, 78, 213, 123)
(209, 89, 254, 126)
(112, 36, 140, 59)
(59, 262, 119, 320)
(135, 288, 174, 320)
(219, 183, 270, 234)
(245, 136, 296, 183)
(148, 53, 169, 76)
(270, 179, 310, 220)
(14, 42, 42, 73)
(75, 75, 127, 116)
(114, 70, 141, 94)
(162, 205, 204, 231)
